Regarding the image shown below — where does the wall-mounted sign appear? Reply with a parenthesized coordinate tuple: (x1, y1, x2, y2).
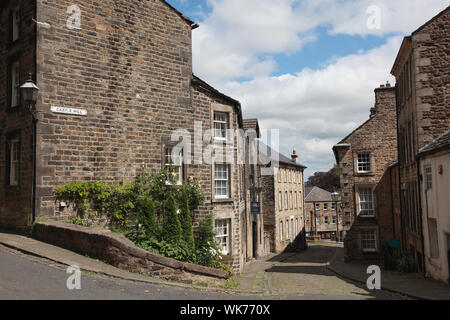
(51, 106, 87, 116)
(251, 202, 261, 214)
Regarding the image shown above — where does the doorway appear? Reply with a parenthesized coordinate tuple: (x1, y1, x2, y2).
(252, 222, 258, 258)
(447, 234, 450, 282)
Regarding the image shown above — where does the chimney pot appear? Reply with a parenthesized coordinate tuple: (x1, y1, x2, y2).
(291, 150, 298, 162)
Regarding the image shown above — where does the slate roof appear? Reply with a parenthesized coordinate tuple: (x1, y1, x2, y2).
(305, 186, 333, 203)
(418, 129, 450, 157)
(257, 141, 307, 169)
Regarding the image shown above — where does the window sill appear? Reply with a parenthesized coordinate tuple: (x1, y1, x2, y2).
(355, 172, 375, 177)
(362, 249, 378, 253)
(213, 198, 233, 204)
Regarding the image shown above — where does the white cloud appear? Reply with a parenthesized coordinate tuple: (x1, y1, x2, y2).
(190, 0, 449, 177)
(223, 37, 402, 176)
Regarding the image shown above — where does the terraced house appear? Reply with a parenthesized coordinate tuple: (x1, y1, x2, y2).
(0, 0, 260, 273)
(259, 143, 307, 254)
(333, 84, 401, 262)
(391, 6, 450, 275)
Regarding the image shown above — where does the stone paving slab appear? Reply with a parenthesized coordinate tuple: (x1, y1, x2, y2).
(327, 246, 450, 300)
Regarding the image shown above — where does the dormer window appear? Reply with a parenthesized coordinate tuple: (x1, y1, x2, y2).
(357, 153, 371, 173)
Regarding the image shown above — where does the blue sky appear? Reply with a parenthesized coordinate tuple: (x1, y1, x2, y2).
(167, 0, 449, 178)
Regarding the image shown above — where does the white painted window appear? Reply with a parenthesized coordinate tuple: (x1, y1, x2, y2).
(315, 203, 320, 211)
(331, 202, 336, 210)
(323, 203, 328, 211)
(284, 191, 288, 209)
(286, 220, 289, 240)
(214, 164, 229, 198)
(290, 219, 294, 240)
(358, 187, 375, 217)
(316, 216, 321, 225)
(425, 165, 433, 190)
(214, 112, 228, 140)
(295, 218, 298, 235)
(324, 216, 329, 224)
(215, 219, 230, 255)
(12, 8, 20, 42)
(362, 230, 377, 252)
(289, 191, 293, 209)
(294, 192, 297, 208)
(165, 147, 183, 184)
(278, 191, 282, 211)
(280, 220, 283, 241)
(357, 153, 371, 173)
(9, 139, 20, 186)
(11, 60, 20, 107)
(332, 216, 336, 224)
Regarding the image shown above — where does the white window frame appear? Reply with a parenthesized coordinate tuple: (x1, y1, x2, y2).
(315, 203, 320, 211)
(280, 220, 283, 241)
(289, 191, 293, 209)
(9, 139, 20, 186)
(12, 8, 20, 42)
(213, 112, 228, 141)
(286, 220, 289, 240)
(164, 147, 183, 185)
(11, 60, 20, 108)
(332, 216, 336, 224)
(358, 186, 375, 217)
(362, 230, 377, 252)
(316, 216, 321, 226)
(284, 191, 288, 209)
(215, 219, 230, 255)
(323, 203, 328, 211)
(324, 216, 329, 224)
(278, 191, 282, 211)
(357, 153, 371, 173)
(214, 163, 230, 199)
(425, 165, 433, 190)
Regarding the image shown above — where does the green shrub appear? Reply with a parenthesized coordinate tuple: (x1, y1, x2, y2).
(179, 190, 195, 250)
(161, 194, 182, 244)
(68, 215, 88, 227)
(136, 195, 158, 238)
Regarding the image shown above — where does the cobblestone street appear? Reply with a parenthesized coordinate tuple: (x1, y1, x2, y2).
(236, 242, 410, 300)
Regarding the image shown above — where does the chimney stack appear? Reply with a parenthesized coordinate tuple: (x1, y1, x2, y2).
(291, 149, 298, 162)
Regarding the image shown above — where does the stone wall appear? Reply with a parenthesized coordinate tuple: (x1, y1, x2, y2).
(34, 0, 194, 219)
(0, 0, 37, 231)
(33, 221, 229, 282)
(335, 86, 398, 262)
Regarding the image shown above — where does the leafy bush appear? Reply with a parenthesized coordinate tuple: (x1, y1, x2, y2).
(395, 251, 415, 273)
(68, 215, 88, 227)
(161, 194, 182, 244)
(179, 189, 195, 250)
(135, 195, 158, 239)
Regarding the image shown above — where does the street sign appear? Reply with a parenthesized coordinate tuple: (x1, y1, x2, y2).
(251, 202, 261, 214)
(51, 106, 87, 116)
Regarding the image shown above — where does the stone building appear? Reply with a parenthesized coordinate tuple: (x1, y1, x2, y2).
(390, 6, 450, 274)
(259, 142, 306, 254)
(0, 0, 255, 273)
(304, 186, 343, 241)
(333, 84, 401, 262)
(417, 130, 450, 284)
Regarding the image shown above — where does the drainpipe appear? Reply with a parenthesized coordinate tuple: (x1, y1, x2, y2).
(416, 156, 426, 276)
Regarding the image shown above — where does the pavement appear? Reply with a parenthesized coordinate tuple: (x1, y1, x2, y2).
(2, 231, 448, 300)
(0, 244, 262, 300)
(327, 244, 450, 300)
(0, 231, 255, 296)
(235, 241, 409, 300)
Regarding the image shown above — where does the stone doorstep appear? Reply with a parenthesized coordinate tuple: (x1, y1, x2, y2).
(0, 232, 261, 296)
